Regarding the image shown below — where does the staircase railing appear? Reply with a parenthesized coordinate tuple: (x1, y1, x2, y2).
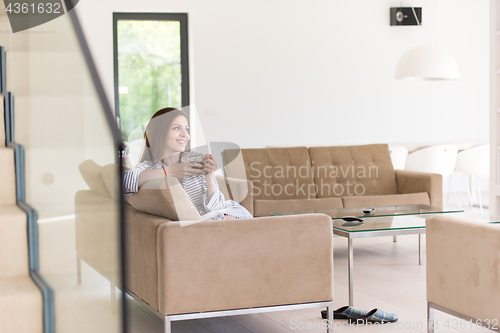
(3, 90, 55, 332)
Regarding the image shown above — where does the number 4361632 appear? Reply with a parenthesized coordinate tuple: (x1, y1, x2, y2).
(6, 2, 61, 14)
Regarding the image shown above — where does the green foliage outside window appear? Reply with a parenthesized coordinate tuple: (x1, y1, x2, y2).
(117, 20, 182, 139)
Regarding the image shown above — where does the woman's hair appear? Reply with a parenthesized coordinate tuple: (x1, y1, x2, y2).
(139, 107, 187, 162)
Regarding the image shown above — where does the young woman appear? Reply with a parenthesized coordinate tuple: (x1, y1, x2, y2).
(123, 107, 252, 220)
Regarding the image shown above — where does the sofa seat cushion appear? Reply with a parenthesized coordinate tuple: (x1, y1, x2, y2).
(254, 197, 343, 217)
(308, 144, 398, 198)
(223, 147, 317, 201)
(125, 177, 202, 221)
(342, 192, 430, 208)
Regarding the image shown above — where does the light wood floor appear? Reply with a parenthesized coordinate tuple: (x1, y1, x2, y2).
(126, 203, 493, 333)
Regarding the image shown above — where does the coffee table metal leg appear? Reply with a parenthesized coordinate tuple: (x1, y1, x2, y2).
(348, 235, 354, 306)
(427, 302, 435, 333)
(419, 234, 422, 265)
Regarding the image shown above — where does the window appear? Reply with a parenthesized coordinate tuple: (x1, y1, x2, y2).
(113, 13, 189, 143)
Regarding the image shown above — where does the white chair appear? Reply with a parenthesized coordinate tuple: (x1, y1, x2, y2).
(389, 146, 409, 170)
(455, 144, 489, 212)
(405, 145, 460, 208)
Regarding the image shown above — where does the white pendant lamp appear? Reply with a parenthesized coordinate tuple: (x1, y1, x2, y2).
(395, 44, 459, 80)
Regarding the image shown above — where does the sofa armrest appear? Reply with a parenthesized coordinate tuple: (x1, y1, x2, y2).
(395, 170, 442, 207)
(216, 174, 254, 216)
(157, 214, 333, 315)
(426, 216, 500, 322)
(75, 190, 120, 284)
(124, 206, 171, 311)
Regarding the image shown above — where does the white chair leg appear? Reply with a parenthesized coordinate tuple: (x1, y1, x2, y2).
(466, 174, 473, 206)
(459, 172, 465, 198)
(477, 181, 483, 213)
(427, 302, 435, 333)
(446, 175, 462, 209)
(447, 176, 462, 209)
(451, 185, 462, 210)
(393, 235, 398, 242)
(446, 177, 452, 205)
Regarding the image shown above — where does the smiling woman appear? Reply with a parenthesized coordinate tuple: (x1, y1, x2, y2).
(122, 107, 253, 220)
(138, 107, 188, 164)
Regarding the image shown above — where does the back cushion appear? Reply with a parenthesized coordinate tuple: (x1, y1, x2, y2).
(308, 144, 398, 198)
(101, 164, 120, 201)
(223, 147, 317, 200)
(125, 177, 202, 221)
(79, 160, 111, 198)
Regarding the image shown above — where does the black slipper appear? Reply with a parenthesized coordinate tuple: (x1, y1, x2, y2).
(320, 306, 369, 321)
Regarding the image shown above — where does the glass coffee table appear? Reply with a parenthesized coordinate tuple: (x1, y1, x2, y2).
(271, 204, 464, 306)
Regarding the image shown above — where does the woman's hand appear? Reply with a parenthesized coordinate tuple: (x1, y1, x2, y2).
(203, 154, 217, 200)
(203, 154, 217, 178)
(164, 163, 205, 179)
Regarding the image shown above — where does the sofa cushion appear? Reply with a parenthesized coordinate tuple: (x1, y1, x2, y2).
(308, 144, 398, 198)
(254, 197, 343, 217)
(223, 147, 317, 201)
(342, 192, 430, 208)
(101, 164, 120, 201)
(125, 177, 202, 221)
(78, 160, 111, 198)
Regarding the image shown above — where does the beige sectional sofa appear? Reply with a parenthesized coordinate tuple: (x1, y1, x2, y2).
(75, 143, 441, 332)
(222, 144, 442, 217)
(76, 162, 335, 333)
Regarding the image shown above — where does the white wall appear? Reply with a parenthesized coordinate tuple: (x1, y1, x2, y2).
(75, 0, 489, 149)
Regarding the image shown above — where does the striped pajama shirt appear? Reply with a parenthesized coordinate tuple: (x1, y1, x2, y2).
(123, 151, 253, 220)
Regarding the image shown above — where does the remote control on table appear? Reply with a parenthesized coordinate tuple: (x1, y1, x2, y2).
(341, 216, 364, 227)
